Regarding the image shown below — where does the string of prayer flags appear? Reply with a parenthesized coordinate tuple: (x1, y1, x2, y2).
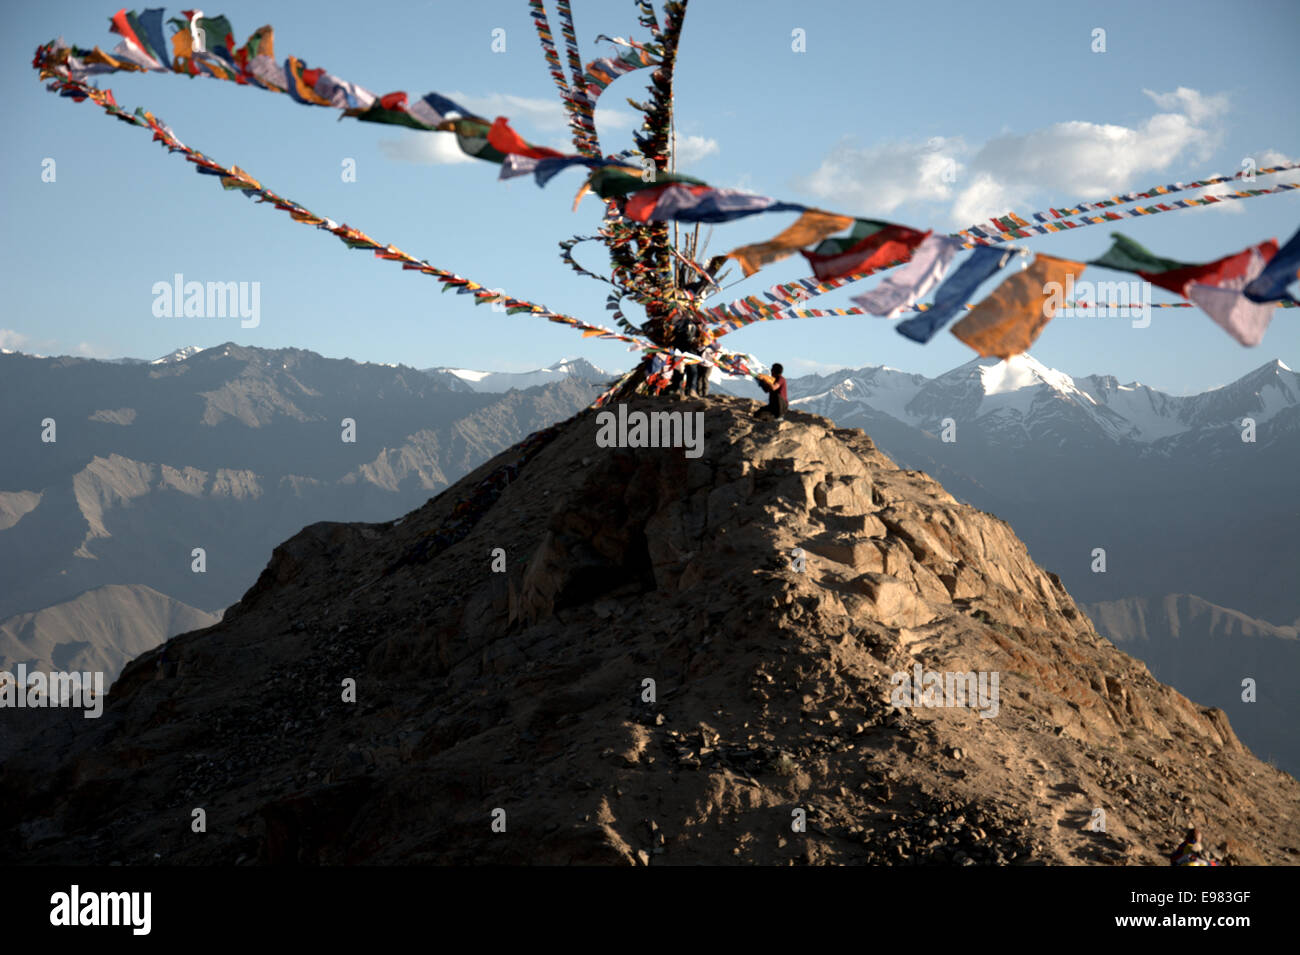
(751, 184, 1299, 314)
(950, 254, 1085, 359)
(960, 181, 1300, 248)
(44, 10, 508, 156)
(582, 40, 660, 101)
(528, 0, 570, 98)
(349, 90, 469, 129)
(553, 0, 601, 157)
(706, 288, 1295, 341)
(850, 235, 963, 318)
(956, 162, 1300, 244)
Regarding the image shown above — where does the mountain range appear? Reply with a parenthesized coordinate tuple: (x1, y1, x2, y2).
(0, 344, 609, 679)
(717, 355, 1298, 625)
(422, 357, 609, 393)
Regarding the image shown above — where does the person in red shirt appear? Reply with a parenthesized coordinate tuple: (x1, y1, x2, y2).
(756, 363, 788, 419)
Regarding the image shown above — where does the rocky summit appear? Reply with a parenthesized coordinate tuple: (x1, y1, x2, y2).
(2, 396, 1296, 865)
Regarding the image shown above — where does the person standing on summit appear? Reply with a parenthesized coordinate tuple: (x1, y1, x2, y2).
(755, 363, 788, 419)
(677, 318, 704, 398)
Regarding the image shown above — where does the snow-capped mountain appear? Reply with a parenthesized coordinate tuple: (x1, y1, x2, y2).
(769, 354, 1298, 629)
(785, 354, 1298, 451)
(422, 357, 612, 393)
(149, 345, 205, 364)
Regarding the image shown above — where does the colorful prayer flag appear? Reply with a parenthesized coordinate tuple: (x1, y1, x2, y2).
(726, 210, 854, 277)
(626, 185, 802, 223)
(1090, 232, 1273, 297)
(487, 116, 567, 160)
(896, 246, 1017, 343)
(802, 221, 930, 281)
(950, 254, 1084, 358)
(1188, 246, 1278, 346)
(1244, 225, 1300, 304)
(850, 235, 962, 318)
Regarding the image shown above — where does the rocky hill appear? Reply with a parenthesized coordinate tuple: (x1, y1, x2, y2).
(2, 397, 1295, 865)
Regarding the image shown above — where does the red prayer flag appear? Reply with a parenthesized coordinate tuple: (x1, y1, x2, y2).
(1142, 241, 1279, 297)
(487, 116, 566, 160)
(801, 225, 931, 281)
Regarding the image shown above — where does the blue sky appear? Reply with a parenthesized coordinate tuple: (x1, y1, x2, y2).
(5, 0, 1298, 393)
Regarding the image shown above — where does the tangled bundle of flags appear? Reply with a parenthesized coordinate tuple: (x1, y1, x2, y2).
(31, 3, 1300, 394)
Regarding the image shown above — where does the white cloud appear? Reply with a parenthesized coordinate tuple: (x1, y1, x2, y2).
(798, 87, 1234, 228)
(1257, 148, 1297, 168)
(674, 135, 720, 165)
(953, 108, 1224, 225)
(0, 329, 30, 350)
(379, 131, 473, 165)
(74, 342, 114, 358)
(796, 135, 966, 215)
(949, 173, 1032, 231)
(728, 172, 756, 192)
(1142, 87, 1229, 125)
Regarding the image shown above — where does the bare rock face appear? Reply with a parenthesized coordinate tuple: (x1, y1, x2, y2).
(1, 396, 1295, 866)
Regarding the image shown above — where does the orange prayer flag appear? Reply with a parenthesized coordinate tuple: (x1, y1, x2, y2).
(727, 210, 854, 277)
(950, 254, 1084, 359)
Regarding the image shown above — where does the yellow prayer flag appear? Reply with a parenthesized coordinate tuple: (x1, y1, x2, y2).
(727, 210, 854, 277)
(950, 254, 1085, 359)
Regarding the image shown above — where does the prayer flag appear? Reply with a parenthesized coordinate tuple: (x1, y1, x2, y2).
(951, 254, 1084, 358)
(850, 235, 963, 318)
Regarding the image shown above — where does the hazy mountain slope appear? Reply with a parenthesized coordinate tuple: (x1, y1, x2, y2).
(0, 346, 604, 661)
(1084, 594, 1299, 775)
(0, 584, 220, 676)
